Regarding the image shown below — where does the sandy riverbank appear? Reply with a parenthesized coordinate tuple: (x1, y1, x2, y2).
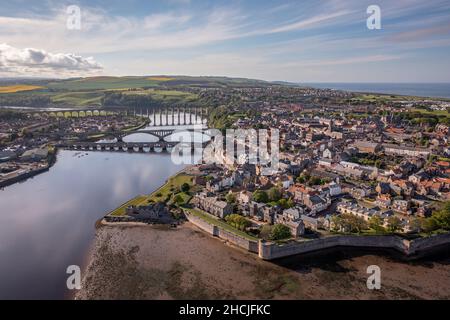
(76, 223, 450, 300)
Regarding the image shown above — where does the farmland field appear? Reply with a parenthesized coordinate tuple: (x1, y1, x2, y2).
(47, 77, 162, 91)
(51, 91, 104, 106)
(0, 85, 44, 93)
(122, 89, 198, 103)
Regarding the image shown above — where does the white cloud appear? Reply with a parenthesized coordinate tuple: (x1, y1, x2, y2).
(0, 43, 103, 76)
(267, 10, 353, 34)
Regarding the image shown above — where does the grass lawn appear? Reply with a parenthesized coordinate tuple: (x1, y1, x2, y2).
(148, 173, 194, 203)
(107, 173, 194, 217)
(184, 207, 258, 241)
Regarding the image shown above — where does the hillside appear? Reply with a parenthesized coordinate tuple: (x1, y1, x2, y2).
(0, 76, 274, 108)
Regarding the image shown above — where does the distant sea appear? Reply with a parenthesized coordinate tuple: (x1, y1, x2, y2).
(301, 83, 450, 99)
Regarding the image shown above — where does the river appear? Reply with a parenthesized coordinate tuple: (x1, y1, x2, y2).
(0, 148, 187, 299)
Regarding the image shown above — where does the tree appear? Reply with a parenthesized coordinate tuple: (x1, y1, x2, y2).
(431, 201, 450, 230)
(253, 190, 269, 203)
(421, 217, 439, 233)
(369, 215, 385, 233)
(225, 193, 236, 204)
(333, 214, 368, 234)
(330, 215, 343, 232)
(408, 217, 422, 233)
(374, 159, 382, 169)
(181, 183, 190, 193)
(173, 194, 184, 205)
(269, 224, 291, 240)
(309, 177, 322, 186)
(259, 225, 273, 240)
(278, 198, 295, 209)
(386, 216, 402, 233)
(268, 187, 282, 202)
(345, 214, 368, 233)
(225, 214, 251, 231)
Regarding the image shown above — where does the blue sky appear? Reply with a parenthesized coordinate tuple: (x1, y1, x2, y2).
(1, 0, 450, 82)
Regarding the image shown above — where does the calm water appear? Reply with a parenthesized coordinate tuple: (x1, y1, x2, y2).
(302, 83, 450, 99)
(0, 150, 186, 299)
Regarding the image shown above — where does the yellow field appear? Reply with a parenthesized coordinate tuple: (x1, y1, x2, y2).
(147, 76, 175, 81)
(0, 85, 44, 93)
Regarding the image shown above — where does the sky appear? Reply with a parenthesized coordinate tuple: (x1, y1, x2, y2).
(0, 0, 450, 82)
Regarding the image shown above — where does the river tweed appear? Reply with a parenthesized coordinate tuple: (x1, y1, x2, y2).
(77, 224, 450, 300)
(0, 150, 185, 299)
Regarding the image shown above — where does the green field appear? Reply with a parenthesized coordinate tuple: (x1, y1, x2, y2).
(351, 93, 448, 103)
(122, 89, 198, 103)
(411, 108, 450, 118)
(51, 91, 104, 106)
(0, 75, 274, 108)
(108, 173, 194, 217)
(47, 76, 162, 91)
(148, 173, 194, 203)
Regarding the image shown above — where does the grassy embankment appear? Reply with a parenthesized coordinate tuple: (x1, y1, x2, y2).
(183, 207, 258, 241)
(106, 171, 257, 241)
(108, 173, 194, 217)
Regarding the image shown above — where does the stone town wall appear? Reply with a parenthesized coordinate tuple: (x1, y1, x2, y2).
(408, 232, 450, 256)
(186, 212, 258, 253)
(259, 233, 450, 260)
(185, 211, 450, 260)
(185, 213, 217, 235)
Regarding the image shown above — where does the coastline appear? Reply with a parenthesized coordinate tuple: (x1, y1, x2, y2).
(100, 165, 450, 262)
(0, 149, 56, 189)
(76, 222, 450, 300)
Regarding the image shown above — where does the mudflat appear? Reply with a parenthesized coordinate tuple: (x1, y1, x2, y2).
(76, 223, 450, 300)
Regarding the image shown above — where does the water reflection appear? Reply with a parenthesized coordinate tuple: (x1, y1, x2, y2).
(0, 150, 186, 299)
